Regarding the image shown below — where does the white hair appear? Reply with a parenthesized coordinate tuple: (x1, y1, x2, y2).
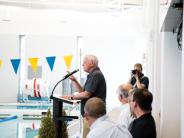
(84, 54, 98, 67)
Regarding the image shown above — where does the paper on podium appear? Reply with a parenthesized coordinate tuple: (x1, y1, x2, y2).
(53, 94, 80, 104)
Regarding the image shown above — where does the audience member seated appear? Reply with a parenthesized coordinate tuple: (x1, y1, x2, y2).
(128, 88, 156, 138)
(84, 97, 132, 138)
(117, 84, 134, 128)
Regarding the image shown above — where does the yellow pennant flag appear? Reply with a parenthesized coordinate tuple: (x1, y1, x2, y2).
(64, 55, 73, 71)
(29, 58, 38, 73)
(0, 59, 2, 69)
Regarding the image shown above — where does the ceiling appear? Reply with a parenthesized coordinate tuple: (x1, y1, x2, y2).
(0, 0, 145, 13)
(0, 0, 144, 5)
(0, 0, 144, 10)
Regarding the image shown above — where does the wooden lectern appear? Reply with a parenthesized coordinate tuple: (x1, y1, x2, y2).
(52, 96, 80, 138)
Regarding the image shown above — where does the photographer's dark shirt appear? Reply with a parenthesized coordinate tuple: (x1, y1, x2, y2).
(81, 67, 106, 116)
(130, 76, 149, 89)
(128, 113, 156, 138)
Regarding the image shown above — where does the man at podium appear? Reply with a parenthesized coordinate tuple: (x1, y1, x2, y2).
(62, 54, 106, 138)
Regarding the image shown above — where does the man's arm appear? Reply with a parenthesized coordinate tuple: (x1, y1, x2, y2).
(73, 91, 92, 100)
(61, 91, 91, 100)
(69, 75, 83, 92)
(135, 76, 145, 89)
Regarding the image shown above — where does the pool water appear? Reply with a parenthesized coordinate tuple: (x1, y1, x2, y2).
(26, 128, 38, 138)
(0, 116, 40, 138)
(0, 104, 51, 138)
(0, 103, 80, 138)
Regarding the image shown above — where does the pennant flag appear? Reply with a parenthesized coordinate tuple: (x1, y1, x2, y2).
(64, 54, 73, 71)
(10, 59, 21, 74)
(29, 58, 38, 73)
(46, 56, 56, 71)
(0, 59, 2, 69)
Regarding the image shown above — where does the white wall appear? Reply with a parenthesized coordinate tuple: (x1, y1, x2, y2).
(145, 0, 183, 137)
(160, 33, 181, 138)
(0, 35, 19, 102)
(82, 35, 147, 110)
(182, 25, 184, 138)
(144, 0, 161, 137)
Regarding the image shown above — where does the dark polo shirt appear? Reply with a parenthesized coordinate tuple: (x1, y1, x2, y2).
(130, 75, 149, 89)
(129, 113, 156, 138)
(81, 67, 106, 116)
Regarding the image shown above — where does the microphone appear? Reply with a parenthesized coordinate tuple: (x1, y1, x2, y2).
(63, 69, 79, 80)
(50, 69, 79, 99)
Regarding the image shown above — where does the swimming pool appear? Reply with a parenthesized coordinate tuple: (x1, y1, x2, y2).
(0, 114, 41, 138)
(0, 103, 81, 138)
(0, 103, 52, 138)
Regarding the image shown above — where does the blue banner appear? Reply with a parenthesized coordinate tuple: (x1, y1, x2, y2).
(10, 59, 21, 74)
(46, 56, 56, 71)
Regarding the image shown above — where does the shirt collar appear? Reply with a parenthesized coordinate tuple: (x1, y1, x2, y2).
(136, 112, 151, 121)
(90, 115, 107, 130)
(88, 67, 100, 77)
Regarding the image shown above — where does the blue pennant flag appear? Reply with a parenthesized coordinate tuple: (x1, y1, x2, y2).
(10, 59, 21, 74)
(46, 56, 56, 71)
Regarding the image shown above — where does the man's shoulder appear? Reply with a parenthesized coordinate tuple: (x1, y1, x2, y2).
(89, 122, 115, 138)
(91, 69, 105, 80)
(93, 116, 115, 129)
(136, 114, 155, 127)
(92, 68, 103, 75)
(141, 76, 149, 80)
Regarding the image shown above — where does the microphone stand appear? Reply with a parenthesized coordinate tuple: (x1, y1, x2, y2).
(50, 69, 79, 99)
(49, 71, 79, 138)
(50, 77, 67, 99)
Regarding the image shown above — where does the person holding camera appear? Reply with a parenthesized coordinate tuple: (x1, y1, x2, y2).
(128, 63, 149, 89)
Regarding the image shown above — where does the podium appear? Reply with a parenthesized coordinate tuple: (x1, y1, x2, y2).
(52, 96, 80, 138)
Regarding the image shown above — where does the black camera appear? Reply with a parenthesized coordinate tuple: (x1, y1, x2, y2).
(131, 69, 138, 75)
(131, 69, 144, 78)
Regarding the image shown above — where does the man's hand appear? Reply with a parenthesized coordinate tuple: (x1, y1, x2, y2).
(69, 75, 76, 82)
(67, 71, 77, 82)
(134, 72, 139, 80)
(60, 95, 73, 100)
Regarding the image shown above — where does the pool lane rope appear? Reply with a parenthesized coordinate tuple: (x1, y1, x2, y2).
(0, 115, 17, 123)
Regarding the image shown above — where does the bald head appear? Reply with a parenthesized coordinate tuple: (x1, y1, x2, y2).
(118, 83, 133, 99)
(84, 97, 106, 119)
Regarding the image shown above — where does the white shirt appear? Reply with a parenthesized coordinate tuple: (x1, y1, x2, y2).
(117, 103, 134, 128)
(87, 115, 132, 138)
